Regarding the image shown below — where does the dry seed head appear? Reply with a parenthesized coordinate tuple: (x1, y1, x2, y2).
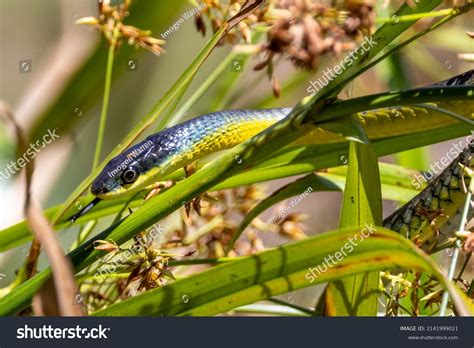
(77, 0, 165, 55)
(196, 0, 375, 97)
(93, 239, 119, 252)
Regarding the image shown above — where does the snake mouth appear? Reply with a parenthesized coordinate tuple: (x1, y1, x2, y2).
(94, 188, 130, 200)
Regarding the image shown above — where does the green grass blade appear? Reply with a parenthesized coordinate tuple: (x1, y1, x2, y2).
(300, 0, 444, 114)
(1, 93, 469, 253)
(379, 50, 429, 170)
(91, 228, 473, 316)
(226, 163, 421, 253)
(325, 142, 382, 316)
(92, 24, 120, 170)
(0, 194, 145, 252)
(50, 15, 256, 224)
(55, 0, 464, 226)
(28, 0, 188, 143)
(225, 174, 341, 253)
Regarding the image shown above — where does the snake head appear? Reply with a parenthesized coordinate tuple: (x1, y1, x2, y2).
(91, 138, 168, 199)
(91, 154, 142, 199)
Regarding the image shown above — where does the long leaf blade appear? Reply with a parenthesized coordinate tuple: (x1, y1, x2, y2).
(91, 228, 473, 316)
(325, 142, 382, 316)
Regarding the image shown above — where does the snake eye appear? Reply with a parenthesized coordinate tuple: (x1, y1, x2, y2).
(121, 167, 139, 184)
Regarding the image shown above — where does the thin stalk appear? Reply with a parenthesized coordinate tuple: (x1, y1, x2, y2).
(267, 297, 318, 316)
(69, 220, 97, 252)
(169, 257, 235, 266)
(439, 175, 472, 316)
(317, 3, 471, 117)
(92, 24, 121, 170)
(415, 103, 474, 126)
(376, 8, 456, 24)
(455, 252, 472, 281)
(154, 78, 193, 132)
(232, 304, 310, 316)
(161, 50, 240, 130)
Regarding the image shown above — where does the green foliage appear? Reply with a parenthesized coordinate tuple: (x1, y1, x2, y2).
(0, 0, 473, 317)
(325, 142, 382, 316)
(93, 228, 473, 316)
(29, 0, 189, 143)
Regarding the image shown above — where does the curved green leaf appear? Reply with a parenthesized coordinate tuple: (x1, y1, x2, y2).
(0, 113, 464, 254)
(50, 2, 264, 224)
(226, 159, 423, 256)
(29, 0, 189, 142)
(92, 228, 473, 316)
(225, 173, 341, 253)
(325, 142, 382, 316)
(0, 6, 471, 314)
(0, 194, 145, 252)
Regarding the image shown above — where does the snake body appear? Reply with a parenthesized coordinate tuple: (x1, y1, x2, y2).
(91, 108, 291, 199)
(383, 142, 473, 252)
(90, 70, 473, 204)
(77, 70, 474, 250)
